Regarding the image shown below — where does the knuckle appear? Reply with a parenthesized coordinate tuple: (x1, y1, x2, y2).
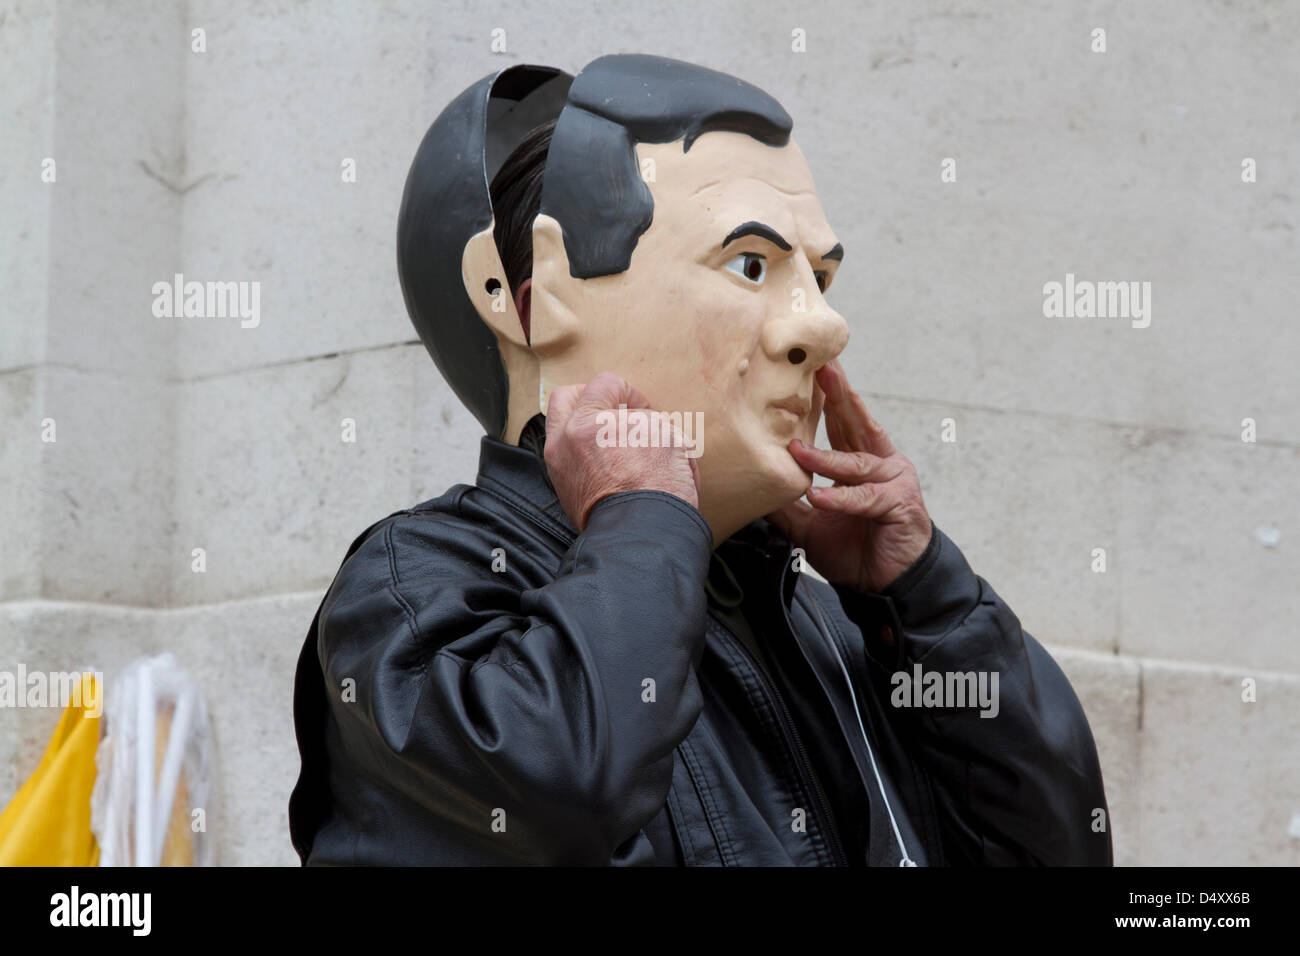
(592, 370, 624, 394)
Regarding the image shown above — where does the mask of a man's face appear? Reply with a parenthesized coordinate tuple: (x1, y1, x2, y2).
(404, 55, 849, 542)
(527, 130, 849, 541)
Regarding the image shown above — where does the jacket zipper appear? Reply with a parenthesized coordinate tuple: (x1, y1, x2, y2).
(710, 616, 851, 867)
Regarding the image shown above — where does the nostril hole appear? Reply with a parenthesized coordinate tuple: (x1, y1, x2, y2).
(787, 348, 807, 365)
(485, 278, 501, 295)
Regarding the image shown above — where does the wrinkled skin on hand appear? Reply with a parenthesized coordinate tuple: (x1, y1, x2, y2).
(767, 359, 933, 594)
(544, 371, 702, 532)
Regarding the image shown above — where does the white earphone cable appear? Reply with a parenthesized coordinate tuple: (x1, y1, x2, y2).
(803, 592, 918, 867)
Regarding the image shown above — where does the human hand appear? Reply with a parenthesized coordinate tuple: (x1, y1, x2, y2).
(766, 359, 932, 593)
(544, 371, 701, 531)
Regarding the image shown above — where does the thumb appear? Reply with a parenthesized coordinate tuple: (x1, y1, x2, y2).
(545, 384, 581, 438)
(575, 371, 650, 413)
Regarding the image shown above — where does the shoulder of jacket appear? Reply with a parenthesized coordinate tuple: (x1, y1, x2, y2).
(326, 482, 563, 605)
(316, 489, 513, 651)
(336, 488, 495, 576)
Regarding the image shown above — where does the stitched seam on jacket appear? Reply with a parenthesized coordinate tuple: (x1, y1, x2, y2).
(804, 591, 885, 752)
(664, 780, 698, 865)
(678, 737, 734, 866)
(691, 722, 746, 865)
(799, 591, 886, 864)
(476, 477, 575, 544)
(383, 521, 420, 640)
(817, 594, 941, 865)
(381, 520, 435, 761)
(708, 620, 832, 866)
(806, 587, 948, 864)
(710, 627, 815, 859)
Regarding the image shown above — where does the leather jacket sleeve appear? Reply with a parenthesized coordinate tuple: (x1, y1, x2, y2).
(835, 524, 1114, 866)
(316, 490, 712, 865)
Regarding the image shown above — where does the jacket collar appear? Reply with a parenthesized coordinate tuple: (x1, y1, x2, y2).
(473, 412, 800, 607)
(474, 414, 578, 540)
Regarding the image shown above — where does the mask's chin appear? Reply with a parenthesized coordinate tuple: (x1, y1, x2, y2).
(752, 432, 817, 510)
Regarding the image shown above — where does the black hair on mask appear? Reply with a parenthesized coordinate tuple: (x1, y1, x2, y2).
(539, 54, 792, 279)
(398, 54, 792, 439)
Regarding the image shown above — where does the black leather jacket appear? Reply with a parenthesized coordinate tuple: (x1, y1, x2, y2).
(289, 425, 1112, 866)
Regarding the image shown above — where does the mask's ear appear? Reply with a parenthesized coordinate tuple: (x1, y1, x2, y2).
(461, 225, 528, 346)
(528, 212, 595, 414)
(526, 213, 583, 351)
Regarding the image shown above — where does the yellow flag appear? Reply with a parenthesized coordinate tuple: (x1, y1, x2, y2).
(0, 673, 101, 866)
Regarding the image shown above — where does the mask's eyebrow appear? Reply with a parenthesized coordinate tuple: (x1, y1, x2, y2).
(821, 243, 844, 263)
(722, 221, 792, 251)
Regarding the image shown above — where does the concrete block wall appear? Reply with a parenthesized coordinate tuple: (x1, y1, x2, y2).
(1, 0, 1296, 865)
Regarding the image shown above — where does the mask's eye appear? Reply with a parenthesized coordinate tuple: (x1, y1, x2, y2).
(725, 252, 767, 285)
(814, 270, 829, 293)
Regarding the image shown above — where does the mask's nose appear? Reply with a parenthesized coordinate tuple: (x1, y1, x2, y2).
(761, 294, 849, 369)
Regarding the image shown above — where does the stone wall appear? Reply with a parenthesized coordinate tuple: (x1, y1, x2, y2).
(2, 0, 1296, 865)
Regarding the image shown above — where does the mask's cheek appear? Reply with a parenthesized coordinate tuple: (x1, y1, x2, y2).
(694, 297, 763, 401)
